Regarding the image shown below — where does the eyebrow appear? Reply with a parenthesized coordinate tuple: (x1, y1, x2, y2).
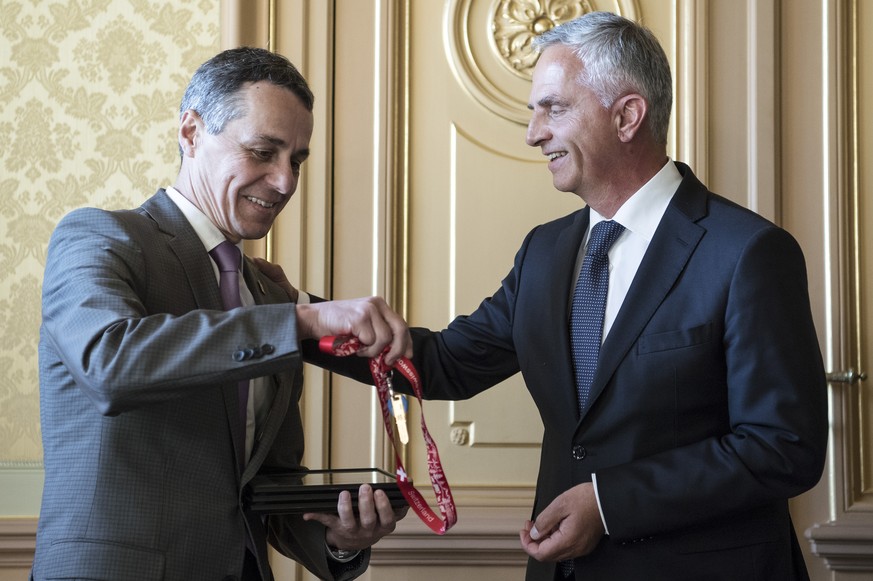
(528, 94, 566, 111)
(250, 134, 311, 159)
(253, 134, 287, 147)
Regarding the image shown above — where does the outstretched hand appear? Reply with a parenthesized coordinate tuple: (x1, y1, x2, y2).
(253, 257, 412, 366)
(304, 484, 408, 551)
(296, 297, 412, 364)
(519, 482, 605, 562)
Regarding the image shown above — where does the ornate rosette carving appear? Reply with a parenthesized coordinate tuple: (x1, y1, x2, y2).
(446, 0, 639, 124)
(492, 0, 594, 79)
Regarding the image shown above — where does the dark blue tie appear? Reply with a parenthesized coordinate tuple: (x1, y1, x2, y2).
(561, 220, 624, 578)
(570, 220, 625, 413)
(209, 241, 249, 471)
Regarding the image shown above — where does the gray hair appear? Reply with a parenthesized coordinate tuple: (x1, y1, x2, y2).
(532, 11, 672, 145)
(178, 47, 314, 156)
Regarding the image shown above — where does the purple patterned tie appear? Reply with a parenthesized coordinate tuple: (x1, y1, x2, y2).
(570, 220, 625, 413)
(209, 240, 249, 470)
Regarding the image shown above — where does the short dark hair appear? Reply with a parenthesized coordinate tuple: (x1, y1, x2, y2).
(179, 46, 314, 139)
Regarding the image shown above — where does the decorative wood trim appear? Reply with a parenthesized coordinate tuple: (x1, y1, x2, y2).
(807, 521, 873, 572)
(387, 0, 411, 321)
(804, 0, 873, 571)
(745, 0, 779, 221)
(672, 0, 708, 183)
(825, 0, 873, 516)
(369, 505, 529, 566)
(840, 0, 873, 516)
(0, 518, 36, 569)
(220, 0, 271, 50)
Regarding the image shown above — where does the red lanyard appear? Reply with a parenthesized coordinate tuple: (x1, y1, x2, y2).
(319, 336, 457, 534)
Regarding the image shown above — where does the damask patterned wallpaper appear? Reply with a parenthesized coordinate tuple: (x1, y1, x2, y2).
(0, 0, 219, 465)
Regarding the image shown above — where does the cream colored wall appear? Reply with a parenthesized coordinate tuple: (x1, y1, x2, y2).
(0, 0, 218, 575)
(2, 0, 872, 580)
(326, 1, 870, 580)
(0, 0, 219, 480)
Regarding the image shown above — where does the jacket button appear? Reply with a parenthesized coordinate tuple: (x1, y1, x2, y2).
(572, 445, 586, 460)
(233, 350, 246, 362)
(261, 343, 275, 355)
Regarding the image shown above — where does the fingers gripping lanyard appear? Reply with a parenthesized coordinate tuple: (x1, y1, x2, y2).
(319, 336, 458, 534)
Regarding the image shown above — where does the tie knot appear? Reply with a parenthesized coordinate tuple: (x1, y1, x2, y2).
(209, 240, 241, 273)
(586, 220, 625, 259)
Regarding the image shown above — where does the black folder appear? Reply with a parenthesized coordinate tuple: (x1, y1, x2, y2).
(246, 468, 407, 514)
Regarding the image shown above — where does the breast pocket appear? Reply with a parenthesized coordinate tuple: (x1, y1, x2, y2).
(637, 322, 713, 355)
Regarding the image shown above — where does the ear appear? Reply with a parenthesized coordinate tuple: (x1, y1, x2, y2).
(178, 110, 202, 157)
(612, 94, 647, 143)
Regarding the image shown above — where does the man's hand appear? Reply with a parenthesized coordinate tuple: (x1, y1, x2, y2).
(253, 256, 412, 365)
(304, 484, 409, 550)
(519, 482, 605, 562)
(295, 297, 412, 365)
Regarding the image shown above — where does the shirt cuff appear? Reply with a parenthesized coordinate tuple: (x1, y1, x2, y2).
(324, 543, 361, 563)
(591, 472, 610, 535)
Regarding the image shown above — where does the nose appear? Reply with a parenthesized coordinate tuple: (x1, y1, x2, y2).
(269, 162, 299, 196)
(525, 114, 547, 147)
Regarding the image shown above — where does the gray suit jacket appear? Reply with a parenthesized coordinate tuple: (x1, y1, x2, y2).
(33, 190, 362, 580)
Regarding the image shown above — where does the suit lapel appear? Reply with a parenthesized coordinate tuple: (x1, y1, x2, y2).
(242, 258, 267, 303)
(142, 191, 297, 482)
(141, 190, 223, 311)
(240, 258, 297, 483)
(549, 210, 590, 420)
(141, 190, 246, 469)
(580, 165, 708, 422)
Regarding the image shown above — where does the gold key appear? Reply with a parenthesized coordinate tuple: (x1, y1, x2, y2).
(390, 391, 409, 444)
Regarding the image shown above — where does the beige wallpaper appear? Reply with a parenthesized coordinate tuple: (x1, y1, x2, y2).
(0, 0, 219, 466)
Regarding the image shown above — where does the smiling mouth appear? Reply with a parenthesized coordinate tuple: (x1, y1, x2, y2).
(245, 196, 277, 209)
(548, 152, 567, 161)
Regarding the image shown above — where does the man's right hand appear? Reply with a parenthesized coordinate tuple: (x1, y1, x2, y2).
(296, 297, 412, 366)
(253, 257, 410, 364)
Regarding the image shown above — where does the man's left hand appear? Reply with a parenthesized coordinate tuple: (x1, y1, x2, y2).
(304, 484, 408, 550)
(519, 482, 605, 562)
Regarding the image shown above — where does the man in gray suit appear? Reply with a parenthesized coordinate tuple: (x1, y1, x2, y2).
(33, 47, 409, 581)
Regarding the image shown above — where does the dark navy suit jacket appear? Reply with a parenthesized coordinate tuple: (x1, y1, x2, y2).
(308, 163, 828, 580)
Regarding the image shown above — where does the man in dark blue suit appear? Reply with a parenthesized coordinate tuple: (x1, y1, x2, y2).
(295, 11, 827, 581)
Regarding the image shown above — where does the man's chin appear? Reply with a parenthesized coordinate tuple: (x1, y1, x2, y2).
(234, 212, 281, 240)
(550, 178, 575, 195)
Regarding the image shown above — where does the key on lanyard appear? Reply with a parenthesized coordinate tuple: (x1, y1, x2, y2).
(387, 377, 410, 444)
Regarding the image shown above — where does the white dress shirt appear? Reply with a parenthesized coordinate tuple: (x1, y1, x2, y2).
(575, 160, 682, 533)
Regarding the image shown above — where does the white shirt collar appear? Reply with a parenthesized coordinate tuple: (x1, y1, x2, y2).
(164, 186, 241, 257)
(589, 159, 682, 242)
